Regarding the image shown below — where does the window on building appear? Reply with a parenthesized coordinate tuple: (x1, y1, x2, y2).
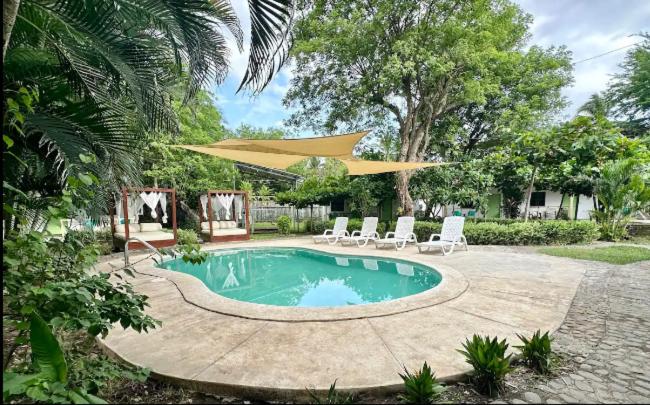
(530, 192, 546, 207)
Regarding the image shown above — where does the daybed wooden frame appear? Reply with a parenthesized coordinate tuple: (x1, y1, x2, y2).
(198, 190, 250, 242)
(110, 187, 177, 250)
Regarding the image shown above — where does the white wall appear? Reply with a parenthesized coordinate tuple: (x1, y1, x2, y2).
(518, 190, 593, 220)
(417, 190, 595, 220)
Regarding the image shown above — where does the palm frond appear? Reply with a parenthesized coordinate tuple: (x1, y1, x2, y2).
(238, 0, 293, 94)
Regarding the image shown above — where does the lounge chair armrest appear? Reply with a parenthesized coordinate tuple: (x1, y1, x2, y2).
(370, 232, 380, 239)
(384, 231, 395, 238)
(338, 230, 350, 237)
(350, 230, 361, 237)
(323, 229, 333, 235)
(428, 233, 441, 242)
(407, 232, 418, 243)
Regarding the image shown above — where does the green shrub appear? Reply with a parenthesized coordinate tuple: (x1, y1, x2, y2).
(457, 335, 513, 397)
(404, 220, 600, 245)
(3, 313, 109, 403)
(306, 380, 356, 404)
(94, 229, 114, 255)
(398, 362, 445, 404)
(515, 330, 553, 374)
(277, 215, 292, 235)
(176, 228, 200, 246)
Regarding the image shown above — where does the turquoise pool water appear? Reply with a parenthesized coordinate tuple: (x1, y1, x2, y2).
(158, 248, 442, 307)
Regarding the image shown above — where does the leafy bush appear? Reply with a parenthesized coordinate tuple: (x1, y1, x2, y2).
(515, 330, 553, 374)
(403, 220, 599, 245)
(457, 335, 513, 397)
(306, 380, 356, 404)
(3, 313, 108, 403)
(398, 362, 445, 404)
(277, 215, 292, 235)
(176, 228, 200, 246)
(93, 229, 114, 255)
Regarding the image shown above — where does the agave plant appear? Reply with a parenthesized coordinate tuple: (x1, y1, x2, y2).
(306, 380, 357, 404)
(457, 335, 513, 397)
(515, 330, 553, 374)
(3, 0, 293, 225)
(398, 362, 445, 404)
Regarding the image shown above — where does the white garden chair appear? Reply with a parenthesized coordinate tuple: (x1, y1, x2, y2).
(416, 216, 468, 256)
(340, 217, 380, 247)
(313, 217, 349, 245)
(375, 216, 417, 250)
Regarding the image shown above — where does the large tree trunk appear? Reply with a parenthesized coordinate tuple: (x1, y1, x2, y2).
(396, 171, 413, 216)
(3, 0, 20, 61)
(522, 166, 537, 222)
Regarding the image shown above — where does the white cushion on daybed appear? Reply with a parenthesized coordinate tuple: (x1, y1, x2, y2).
(139, 223, 162, 232)
(201, 228, 247, 236)
(114, 231, 174, 241)
(115, 224, 139, 233)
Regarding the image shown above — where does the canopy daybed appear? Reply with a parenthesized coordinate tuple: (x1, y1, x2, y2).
(110, 187, 177, 250)
(198, 190, 250, 242)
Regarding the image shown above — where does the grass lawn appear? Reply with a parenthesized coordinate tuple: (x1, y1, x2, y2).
(251, 232, 304, 241)
(539, 245, 650, 265)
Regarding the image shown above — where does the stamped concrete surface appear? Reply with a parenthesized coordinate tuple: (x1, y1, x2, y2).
(504, 257, 650, 404)
(98, 238, 587, 401)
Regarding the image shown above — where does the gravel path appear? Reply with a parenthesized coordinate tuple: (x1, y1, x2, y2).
(506, 259, 650, 404)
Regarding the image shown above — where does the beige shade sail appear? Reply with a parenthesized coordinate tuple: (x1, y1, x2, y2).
(175, 145, 308, 170)
(175, 130, 446, 175)
(340, 159, 448, 175)
(201, 130, 369, 158)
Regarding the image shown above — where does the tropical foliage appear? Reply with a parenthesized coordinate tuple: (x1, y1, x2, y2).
(306, 380, 357, 404)
(592, 158, 650, 240)
(3, 313, 109, 403)
(515, 330, 554, 374)
(3, 1, 294, 403)
(398, 362, 445, 404)
(457, 335, 513, 397)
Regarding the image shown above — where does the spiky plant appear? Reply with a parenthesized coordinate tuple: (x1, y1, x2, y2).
(515, 330, 554, 374)
(306, 380, 357, 404)
(457, 335, 513, 397)
(398, 362, 445, 404)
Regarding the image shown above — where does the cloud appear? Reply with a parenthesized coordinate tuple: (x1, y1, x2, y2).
(215, 0, 648, 131)
(514, 0, 649, 115)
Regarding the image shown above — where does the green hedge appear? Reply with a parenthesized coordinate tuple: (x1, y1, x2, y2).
(407, 220, 599, 245)
(315, 218, 598, 245)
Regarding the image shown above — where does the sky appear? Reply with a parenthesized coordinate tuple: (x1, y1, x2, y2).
(212, 0, 650, 134)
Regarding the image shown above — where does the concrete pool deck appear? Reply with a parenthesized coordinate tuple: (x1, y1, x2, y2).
(98, 238, 587, 401)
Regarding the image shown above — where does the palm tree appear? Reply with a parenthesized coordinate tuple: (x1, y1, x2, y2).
(592, 158, 650, 240)
(577, 93, 612, 119)
(3, 0, 293, 221)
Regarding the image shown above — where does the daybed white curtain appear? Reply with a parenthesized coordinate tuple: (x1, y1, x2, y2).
(200, 194, 209, 219)
(217, 193, 235, 218)
(139, 192, 161, 219)
(234, 194, 243, 221)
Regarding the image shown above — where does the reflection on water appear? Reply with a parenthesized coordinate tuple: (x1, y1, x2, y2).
(159, 248, 442, 307)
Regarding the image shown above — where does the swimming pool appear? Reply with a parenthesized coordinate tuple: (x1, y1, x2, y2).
(158, 247, 442, 307)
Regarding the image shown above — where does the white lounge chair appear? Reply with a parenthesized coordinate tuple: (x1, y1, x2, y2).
(313, 217, 349, 245)
(340, 217, 380, 247)
(375, 216, 417, 250)
(417, 216, 468, 256)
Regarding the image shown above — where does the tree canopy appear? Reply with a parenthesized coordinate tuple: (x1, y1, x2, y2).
(285, 0, 572, 214)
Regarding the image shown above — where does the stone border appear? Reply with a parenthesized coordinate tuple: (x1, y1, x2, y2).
(125, 245, 469, 322)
